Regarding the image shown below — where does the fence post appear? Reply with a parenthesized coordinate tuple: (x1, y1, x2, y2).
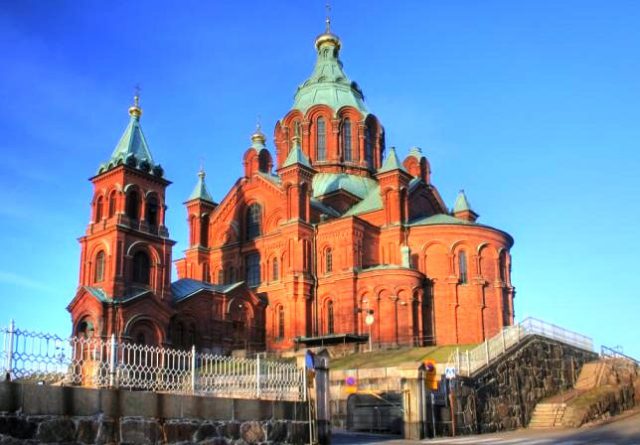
(190, 345, 197, 394)
(4, 319, 15, 379)
(256, 353, 261, 398)
(455, 347, 460, 373)
(485, 339, 490, 366)
(108, 334, 117, 387)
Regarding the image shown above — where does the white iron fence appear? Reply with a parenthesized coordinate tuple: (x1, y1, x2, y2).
(1, 321, 305, 401)
(448, 317, 594, 377)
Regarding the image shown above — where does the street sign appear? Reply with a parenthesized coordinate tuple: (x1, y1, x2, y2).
(445, 366, 456, 380)
(345, 375, 357, 394)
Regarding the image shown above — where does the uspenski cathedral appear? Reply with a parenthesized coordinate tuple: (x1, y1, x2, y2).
(67, 22, 515, 354)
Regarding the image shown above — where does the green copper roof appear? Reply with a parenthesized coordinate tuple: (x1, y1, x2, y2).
(97, 101, 164, 178)
(283, 139, 312, 168)
(188, 169, 215, 203)
(343, 183, 382, 216)
(409, 214, 474, 226)
(378, 147, 407, 174)
(292, 34, 368, 115)
(453, 190, 472, 213)
(312, 172, 377, 200)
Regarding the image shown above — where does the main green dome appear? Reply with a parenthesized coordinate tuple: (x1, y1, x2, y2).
(292, 30, 368, 115)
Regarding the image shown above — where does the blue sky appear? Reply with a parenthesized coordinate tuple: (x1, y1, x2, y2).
(1, 1, 639, 358)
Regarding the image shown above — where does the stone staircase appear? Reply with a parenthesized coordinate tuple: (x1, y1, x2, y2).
(528, 403, 567, 428)
(528, 360, 605, 429)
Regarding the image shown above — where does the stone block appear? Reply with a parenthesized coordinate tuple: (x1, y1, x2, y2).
(0, 415, 37, 439)
(198, 438, 229, 445)
(120, 391, 158, 418)
(36, 417, 75, 443)
(239, 421, 264, 444)
(194, 421, 219, 442)
(264, 420, 287, 443)
(220, 421, 240, 440)
(120, 416, 161, 444)
(164, 418, 201, 443)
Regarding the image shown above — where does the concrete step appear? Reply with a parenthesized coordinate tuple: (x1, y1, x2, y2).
(528, 403, 566, 429)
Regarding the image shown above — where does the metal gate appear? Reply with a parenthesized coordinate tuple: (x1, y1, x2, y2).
(346, 392, 403, 434)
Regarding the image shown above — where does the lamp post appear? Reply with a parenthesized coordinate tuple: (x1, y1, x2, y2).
(356, 300, 375, 352)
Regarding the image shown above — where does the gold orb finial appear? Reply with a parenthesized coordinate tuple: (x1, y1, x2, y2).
(251, 120, 266, 145)
(315, 3, 341, 51)
(128, 85, 143, 118)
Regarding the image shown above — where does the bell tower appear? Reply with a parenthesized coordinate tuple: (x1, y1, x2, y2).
(77, 95, 175, 303)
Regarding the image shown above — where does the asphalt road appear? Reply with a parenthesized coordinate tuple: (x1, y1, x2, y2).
(332, 410, 640, 444)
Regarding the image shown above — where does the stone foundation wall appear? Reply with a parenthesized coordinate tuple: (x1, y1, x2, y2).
(0, 382, 310, 444)
(0, 413, 310, 444)
(453, 335, 598, 434)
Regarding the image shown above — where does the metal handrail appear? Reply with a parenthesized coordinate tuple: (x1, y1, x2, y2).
(446, 317, 594, 377)
(601, 345, 639, 365)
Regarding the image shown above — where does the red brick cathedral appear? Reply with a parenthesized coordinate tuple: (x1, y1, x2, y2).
(68, 26, 515, 354)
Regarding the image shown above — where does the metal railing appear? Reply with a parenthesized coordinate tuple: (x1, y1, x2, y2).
(601, 345, 639, 365)
(1, 321, 305, 401)
(448, 317, 594, 377)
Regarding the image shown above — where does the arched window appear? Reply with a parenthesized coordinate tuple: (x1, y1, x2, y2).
(272, 257, 279, 281)
(325, 248, 333, 274)
(217, 269, 224, 285)
(499, 251, 508, 282)
(343, 118, 352, 161)
(95, 196, 104, 222)
(365, 126, 373, 168)
(458, 251, 468, 284)
(132, 250, 151, 285)
(316, 117, 326, 161)
(327, 300, 335, 334)
(77, 319, 94, 339)
(126, 190, 140, 221)
(200, 214, 210, 247)
(277, 305, 285, 339)
(108, 191, 117, 218)
(245, 252, 261, 287)
(94, 250, 105, 283)
(145, 194, 159, 228)
(246, 204, 261, 240)
(136, 332, 146, 345)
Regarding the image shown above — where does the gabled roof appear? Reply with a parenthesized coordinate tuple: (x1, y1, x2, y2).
(378, 147, 408, 174)
(343, 183, 382, 216)
(283, 140, 312, 168)
(312, 173, 377, 200)
(171, 278, 243, 303)
(187, 169, 215, 203)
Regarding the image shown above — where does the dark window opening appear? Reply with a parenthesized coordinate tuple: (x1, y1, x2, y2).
(108, 192, 117, 218)
(126, 190, 140, 221)
(132, 250, 151, 285)
(459, 251, 468, 284)
(94, 251, 105, 283)
(343, 119, 352, 161)
(277, 306, 285, 339)
(246, 252, 261, 287)
(316, 117, 326, 161)
(326, 248, 333, 274)
(95, 196, 104, 222)
(246, 204, 262, 240)
(272, 258, 279, 281)
(145, 195, 159, 228)
(200, 214, 210, 247)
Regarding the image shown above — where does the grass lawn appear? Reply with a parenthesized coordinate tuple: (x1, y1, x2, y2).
(331, 344, 478, 370)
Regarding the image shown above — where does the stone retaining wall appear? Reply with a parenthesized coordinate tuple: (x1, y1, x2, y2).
(0, 382, 310, 444)
(0, 413, 310, 444)
(452, 335, 599, 434)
